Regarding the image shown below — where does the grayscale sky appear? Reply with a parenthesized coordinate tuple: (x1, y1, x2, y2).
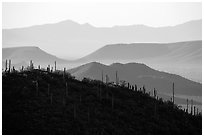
(2, 2, 202, 29)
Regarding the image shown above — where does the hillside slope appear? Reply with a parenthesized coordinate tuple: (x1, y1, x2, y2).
(2, 70, 202, 134)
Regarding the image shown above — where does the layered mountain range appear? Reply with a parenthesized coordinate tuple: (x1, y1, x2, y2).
(2, 19, 202, 106)
(2, 40, 201, 82)
(2, 19, 201, 59)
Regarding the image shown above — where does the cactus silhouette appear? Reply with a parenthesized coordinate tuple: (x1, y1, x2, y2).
(172, 82, 175, 105)
(54, 61, 56, 71)
(8, 59, 11, 73)
(5, 59, 7, 72)
(47, 65, 50, 72)
(115, 71, 118, 85)
(191, 100, 193, 115)
(101, 70, 103, 83)
(153, 88, 157, 99)
(135, 84, 137, 91)
(30, 60, 34, 70)
(12, 66, 15, 72)
(63, 68, 66, 79)
(143, 85, 146, 93)
(187, 99, 189, 113)
(51, 67, 53, 73)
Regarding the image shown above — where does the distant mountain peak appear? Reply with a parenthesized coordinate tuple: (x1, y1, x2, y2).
(2, 46, 67, 65)
(68, 61, 201, 97)
(82, 23, 93, 27)
(85, 61, 107, 68)
(57, 19, 80, 25)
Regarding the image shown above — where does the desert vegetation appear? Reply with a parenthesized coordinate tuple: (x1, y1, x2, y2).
(2, 61, 202, 135)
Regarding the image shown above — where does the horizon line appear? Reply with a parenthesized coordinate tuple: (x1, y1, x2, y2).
(2, 18, 202, 30)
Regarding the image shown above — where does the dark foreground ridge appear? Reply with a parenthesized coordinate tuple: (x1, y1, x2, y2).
(2, 69, 202, 135)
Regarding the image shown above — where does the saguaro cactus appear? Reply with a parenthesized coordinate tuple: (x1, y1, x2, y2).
(187, 99, 189, 113)
(194, 106, 196, 116)
(101, 70, 103, 83)
(30, 60, 34, 70)
(51, 67, 53, 73)
(54, 61, 56, 71)
(172, 82, 175, 105)
(153, 88, 157, 99)
(116, 71, 118, 85)
(12, 66, 15, 72)
(135, 84, 137, 91)
(63, 68, 66, 79)
(8, 59, 11, 73)
(143, 85, 146, 93)
(191, 99, 193, 115)
(5, 59, 7, 72)
(154, 99, 157, 117)
(132, 86, 134, 91)
(48, 65, 51, 72)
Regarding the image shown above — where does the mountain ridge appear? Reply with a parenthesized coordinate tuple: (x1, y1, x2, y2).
(2, 46, 68, 68)
(77, 40, 201, 64)
(68, 61, 201, 98)
(3, 19, 201, 59)
(3, 19, 201, 30)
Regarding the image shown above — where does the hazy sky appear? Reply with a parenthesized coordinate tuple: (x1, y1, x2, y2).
(2, 2, 202, 29)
